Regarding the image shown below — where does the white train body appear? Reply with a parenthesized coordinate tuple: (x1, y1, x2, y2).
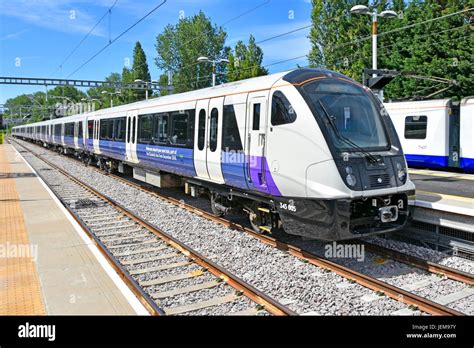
(384, 97, 474, 172)
(13, 69, 415, 241)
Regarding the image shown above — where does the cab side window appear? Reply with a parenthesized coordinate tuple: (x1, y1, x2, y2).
(271, 91, 297, 126)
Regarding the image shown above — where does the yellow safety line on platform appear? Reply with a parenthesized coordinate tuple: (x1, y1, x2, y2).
(417, 190, 474, 203)
(0, 145, 46, 315)
(409, 169, 474, 181)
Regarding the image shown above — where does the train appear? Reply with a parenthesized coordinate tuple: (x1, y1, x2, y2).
(384, 97, 474, 172)
(12, 68, 416, 241)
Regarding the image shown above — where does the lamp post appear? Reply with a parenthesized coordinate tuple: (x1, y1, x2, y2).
(101, 90, 121, 107)
(196, 57, 230, 87)
(134, 79, 158, 100)
(81, 97, 101, 112)
(350, 5, 398, 101)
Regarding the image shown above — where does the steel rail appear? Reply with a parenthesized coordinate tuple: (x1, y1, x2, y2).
(12, 138, 467, 315)
(103, 170, 467, 316)
(13, 139, 295, 316)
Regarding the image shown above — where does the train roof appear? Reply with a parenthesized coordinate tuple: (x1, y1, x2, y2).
(14, 68, 354, 127)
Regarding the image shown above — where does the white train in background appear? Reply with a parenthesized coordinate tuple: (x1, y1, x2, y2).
(384, 97, 474, 173)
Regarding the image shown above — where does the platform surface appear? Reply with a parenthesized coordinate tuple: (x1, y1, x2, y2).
(0, 143, 137, 315)
(408, 169, 474, 216)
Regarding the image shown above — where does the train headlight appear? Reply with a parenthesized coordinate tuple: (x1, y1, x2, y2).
(345, 166, 357, 187)
(396, 162, 407, 184)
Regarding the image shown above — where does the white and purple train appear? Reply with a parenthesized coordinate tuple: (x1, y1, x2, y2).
(12, 69, 416, 241)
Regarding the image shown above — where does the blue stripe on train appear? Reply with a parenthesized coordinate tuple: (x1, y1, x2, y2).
(99, 140, 126, 161)
(136, 143, 196, 177)
(460, 157, 474, 173)
(405, 154, 449, 169)
(64, 136, 75, 147)
(221, 151, 249, 190)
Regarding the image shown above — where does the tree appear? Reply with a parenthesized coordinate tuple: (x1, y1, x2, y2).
(155, 11, 228, 93)
(5, 86, 87, 122)
(88, 72, 122, 109)
(308, 0, 473, 100)
(227, 35, 268, 82)
(131, 41, 152, 100)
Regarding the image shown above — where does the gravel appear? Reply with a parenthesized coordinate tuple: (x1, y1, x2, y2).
(16, 139, 474, 315)
(15, 140, 416, 316)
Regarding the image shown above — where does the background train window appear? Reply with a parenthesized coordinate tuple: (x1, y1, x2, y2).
(100, 119, 114, 140)
(88, 121, 93, 139)
(271, 91, 297, 126)
(170, 112, 188, 146)
(65, 123, 74, 137)
(138, 114, 153, 144)
(252, 103, 260, 130)
(404, 115, 427, 139)
(210, 108, 219, 152)
(78, 122, 83, 139)
(198, 109, 206, 150)
(54, 124, 61, 137)
(222, 105, 243, 151)
(156, 113, 169, 144)
(114, 117, 126, 142)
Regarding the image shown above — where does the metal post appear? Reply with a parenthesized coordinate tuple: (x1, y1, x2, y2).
(372, 9, 378, 78)
(145, 83, 149, 100)
(110, 97, 113, 108)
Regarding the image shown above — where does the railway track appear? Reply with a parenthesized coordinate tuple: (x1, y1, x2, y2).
(12, 140, 294, 316)
(12, 138, 472, 316)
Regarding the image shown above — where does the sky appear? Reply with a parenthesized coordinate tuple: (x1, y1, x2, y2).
(0, 0, 313, 104)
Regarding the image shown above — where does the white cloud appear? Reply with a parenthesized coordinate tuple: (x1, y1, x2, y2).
(0, 29, 29, 41)
(0, 0, 113, 37)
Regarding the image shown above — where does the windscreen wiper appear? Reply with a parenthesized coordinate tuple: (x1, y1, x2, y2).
(318, 100, 379, 164)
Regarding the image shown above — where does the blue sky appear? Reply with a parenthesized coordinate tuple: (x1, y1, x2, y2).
(0, 0, 313, 104)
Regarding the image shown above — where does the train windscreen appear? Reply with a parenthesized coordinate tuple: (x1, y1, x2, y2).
(302, 79, 389, 152)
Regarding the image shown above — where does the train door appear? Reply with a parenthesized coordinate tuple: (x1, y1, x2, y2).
(125, 110, 139, 163)
(245, 93, 269, 193)
(74, 121, 79, 148)
(194, 99, 211, 180)
(61, 124, 65, 146)
(206, 97, 225, 183)
(93, 119, 100, 153)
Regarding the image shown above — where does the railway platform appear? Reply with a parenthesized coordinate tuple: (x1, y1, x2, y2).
(408, 169, 474, 217)
(0, 143, 143, 315)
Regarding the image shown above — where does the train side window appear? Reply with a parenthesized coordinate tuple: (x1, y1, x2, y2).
(271, 91, 297, 126)
(252, 103, 260, 131)
(222, 105, 243, 151)
(132, 117, 136, 143)
(88, 121, 93, 139)
(156, 113, 169, 144)
(198, 109, 206, 151)
(115, 117, 126, 142)
(405, 115, 427, 139)
(210, 108, 219, 152)
(107, 119, 114, 140)
(127, 118, 131, 143)
(78, 122, 83, 139)
(170, 112, 188, 146)
(100, 120, 108, 140)
(138, 114, 153, 144)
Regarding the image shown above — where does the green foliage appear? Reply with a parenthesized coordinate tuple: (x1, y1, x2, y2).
(131, 41, 152, 100)
(227, 35, 268, 82)
(88, 72, 122, 109)
(4, 86, 87, 123)
(155, 11, 228, 92)
(308, 0, 473, 100)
